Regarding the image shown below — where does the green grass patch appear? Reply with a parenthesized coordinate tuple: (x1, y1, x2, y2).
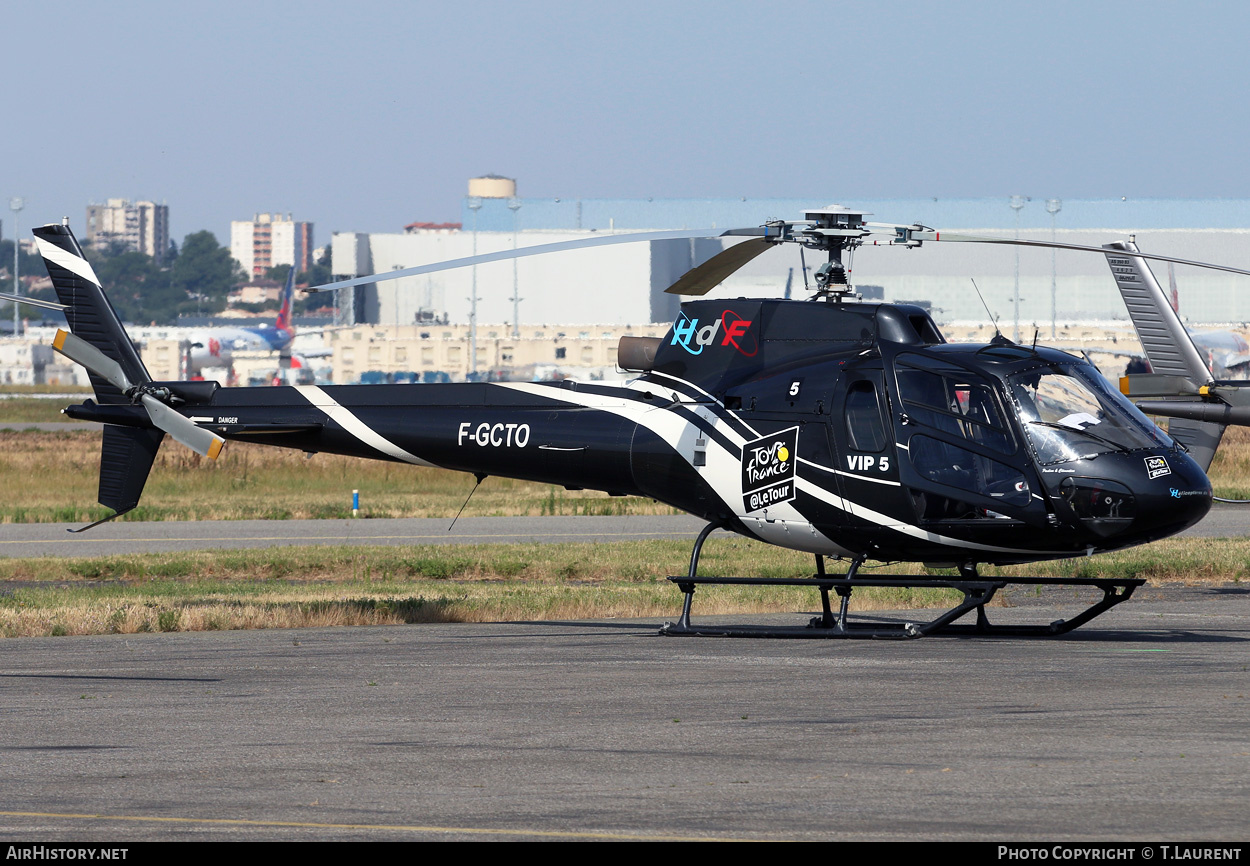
(0, 397, 86, 424)
(0, 536, 1243, 639)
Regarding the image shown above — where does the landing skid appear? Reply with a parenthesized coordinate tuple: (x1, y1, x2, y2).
(659, 525, 1144, 639)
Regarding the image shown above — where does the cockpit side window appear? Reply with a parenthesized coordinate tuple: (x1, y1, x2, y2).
(895, 359, 1014, 454)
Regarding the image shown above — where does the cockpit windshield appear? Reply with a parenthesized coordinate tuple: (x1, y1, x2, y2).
(1008, 364, 1174, 464)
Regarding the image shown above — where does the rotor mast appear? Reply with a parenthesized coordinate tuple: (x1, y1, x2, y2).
(776, 206, 870, 302)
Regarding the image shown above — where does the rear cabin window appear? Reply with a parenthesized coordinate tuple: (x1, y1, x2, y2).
(845, 380, 888, 452)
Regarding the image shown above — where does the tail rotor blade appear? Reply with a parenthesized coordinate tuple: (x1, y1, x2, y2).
(139, 395, 224, 459)
(54, 328, 224, 460)
(53, 329, 132, 393)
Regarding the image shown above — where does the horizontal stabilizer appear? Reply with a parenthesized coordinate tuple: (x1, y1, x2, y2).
(1103, 241, 1223, 472)
(1135, 400, 1250, 427)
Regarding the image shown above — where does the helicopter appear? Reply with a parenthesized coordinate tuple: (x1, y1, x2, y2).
(24, 208, 1250, 639)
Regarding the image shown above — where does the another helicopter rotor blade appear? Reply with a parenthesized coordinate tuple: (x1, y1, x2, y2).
(53, 329, 224, 460)
(905, 231, 1250, 279)
(0, 292, 68, 311)
(664, 238, 774, 296)
(52, 329, 133, 393)
(308, 227, 768, 293)
(138, 394, 225, 459)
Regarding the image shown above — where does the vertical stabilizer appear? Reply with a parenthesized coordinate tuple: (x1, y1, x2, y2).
(34, 223, 174, 528)
(275, 264, 295, 334)
(98, 426, 164, 516)
(1104, 241, 1223, 470)
(33, 223, 150, 403)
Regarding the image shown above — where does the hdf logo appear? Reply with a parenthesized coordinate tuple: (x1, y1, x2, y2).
(670, 310, 757, 357)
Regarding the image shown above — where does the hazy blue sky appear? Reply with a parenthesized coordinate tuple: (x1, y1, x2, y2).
(2, 0, 1247, 244)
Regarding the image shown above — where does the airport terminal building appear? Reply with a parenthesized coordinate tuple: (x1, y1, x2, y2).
(331, 196, 1250, 330)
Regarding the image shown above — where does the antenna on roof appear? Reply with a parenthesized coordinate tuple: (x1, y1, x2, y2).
(971, 278, 1002, 340)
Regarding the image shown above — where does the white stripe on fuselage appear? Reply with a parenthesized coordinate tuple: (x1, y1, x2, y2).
(497, 380, 836, 547)
(501, 377, 1070, 557)
(295, 385, 436, 466)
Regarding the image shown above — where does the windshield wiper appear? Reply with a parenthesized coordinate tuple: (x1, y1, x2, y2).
(1028, 420, 1127, 453)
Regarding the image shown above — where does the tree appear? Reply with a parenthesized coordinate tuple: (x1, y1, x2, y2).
(90, 249, 171, 324)
(80, 231, 243, 325)
(169, 231, 244, 318)
(0, 239, 46, 286)
(292, 245, 333, 314)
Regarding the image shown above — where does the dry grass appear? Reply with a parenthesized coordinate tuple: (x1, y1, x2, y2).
(0, 431, 676, 522)
(3, 583, 921, 638)
(0, 535, 1245, 639)
(1207, 425, 1250, 500)
(0, 538, 962, 638)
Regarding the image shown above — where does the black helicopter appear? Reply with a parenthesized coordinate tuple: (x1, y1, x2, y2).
(24, 208, 1250, 639)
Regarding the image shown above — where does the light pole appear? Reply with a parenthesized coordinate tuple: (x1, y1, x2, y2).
(9, 197, 23, 338)
(1046, 198, 1062, 340)
(1009, 195, 1028, 341)
(508, 197, 522, 339)
(466, 196, 482, 378)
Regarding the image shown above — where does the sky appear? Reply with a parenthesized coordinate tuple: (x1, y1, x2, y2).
(2, 0, 1248, 245)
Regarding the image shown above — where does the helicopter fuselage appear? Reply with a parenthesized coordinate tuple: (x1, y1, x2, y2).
(71, 297, 1211, 568)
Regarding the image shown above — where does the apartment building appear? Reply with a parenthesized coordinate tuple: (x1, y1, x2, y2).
(85, 199, 170, 261)
(231, 212, 313, 277)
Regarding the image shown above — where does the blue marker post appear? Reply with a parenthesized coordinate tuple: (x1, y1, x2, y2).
(352, 489, 359, 517)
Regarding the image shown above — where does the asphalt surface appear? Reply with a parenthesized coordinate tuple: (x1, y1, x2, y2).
(0, 467, 1246, 840)
(0, 515, 710, 558)
(0, 586, 1247, 841)
(0, 505, 1243, 559)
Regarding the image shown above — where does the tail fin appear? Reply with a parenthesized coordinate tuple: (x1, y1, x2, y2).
(32, 223, 151, 403)
(275, 265, 296, 334)
(33, 223, 167, 528)
(1104, 241, 1224, 470)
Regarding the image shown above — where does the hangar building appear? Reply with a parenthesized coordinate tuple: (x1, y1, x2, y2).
(331, 197, 1250, 328)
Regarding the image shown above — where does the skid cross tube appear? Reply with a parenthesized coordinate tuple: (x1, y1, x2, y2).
(660, 557, 1145, 639)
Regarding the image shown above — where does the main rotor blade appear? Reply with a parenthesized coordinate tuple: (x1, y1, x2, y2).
(907, 231, 1250, 278)
(664, 238, 774, 296)
(309, 227, 768, 293)
(140, 394, 224, 459)
(53, 329, 132, 393)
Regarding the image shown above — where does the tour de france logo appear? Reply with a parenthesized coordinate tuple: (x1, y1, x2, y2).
(742, 427, 799, 513)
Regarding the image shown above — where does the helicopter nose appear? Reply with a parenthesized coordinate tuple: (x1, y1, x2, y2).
(1058, 453, 1211, 543)
(1125, 454, 1213, 541)
(1133, 481, 1212, 538)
